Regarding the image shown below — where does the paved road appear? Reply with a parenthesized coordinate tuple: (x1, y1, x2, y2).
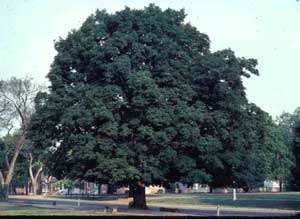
(8, 196, 298, 217)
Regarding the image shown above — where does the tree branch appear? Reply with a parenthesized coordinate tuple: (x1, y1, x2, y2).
(5, 134, 26, 184)
(5, 154, 9, 169)
(34, 166, 43, 181)
(28, 153, 34, 182)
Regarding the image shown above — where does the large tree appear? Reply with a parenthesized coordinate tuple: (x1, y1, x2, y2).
(28, 5, 262, 208)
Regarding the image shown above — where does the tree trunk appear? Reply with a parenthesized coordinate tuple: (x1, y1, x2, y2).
(28, 153, 43, 196)
(0, 183, 9, 200)
(30, 175, 42, 196)
(279, 180, 282, 192)
(98, 184, 101, 195)
(45, 176, 52, 193)
(107, 183, 116, 194)
(37, 173, 42, 195)
(5, 135, 25, 187)
(31, 181, 38, 196)
(25, 176, 29, 195)
(24, 176, 29, 195)
(128, 184, 134, 197)
(0, 135, 25, 200)
(130, 182, 147, 209)
(0, 171, 4, 190)
(9, 183, 13, 195)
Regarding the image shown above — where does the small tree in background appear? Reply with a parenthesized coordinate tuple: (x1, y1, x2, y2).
(0, 77, 40, 199)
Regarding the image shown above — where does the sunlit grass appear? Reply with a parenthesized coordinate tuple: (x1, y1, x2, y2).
(147, 192, 300, 210)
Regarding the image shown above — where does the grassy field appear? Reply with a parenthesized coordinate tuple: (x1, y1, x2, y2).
(0, 202, 110, 216)
(146, 192, 300, 210)
(4, 192, 300, 215)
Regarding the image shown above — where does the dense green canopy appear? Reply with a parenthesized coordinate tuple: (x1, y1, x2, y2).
(29, 5, 275, 191)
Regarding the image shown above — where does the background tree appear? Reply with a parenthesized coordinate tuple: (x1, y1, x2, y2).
(0, 77, 40, 199)
(278, 108, 300, 190)
(28, 5, 264, 208)
(24, 138, 51, 196)
(0, 134, 29, 196)
(293, 121, 300, 189)
(53, 179, 74, 194)
(264, 116, 294, 191)
(27, 148, 44, 196)
(222, 104, 269, 191)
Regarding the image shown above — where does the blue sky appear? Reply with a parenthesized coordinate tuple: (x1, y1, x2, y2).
(1, 0, 300, 118)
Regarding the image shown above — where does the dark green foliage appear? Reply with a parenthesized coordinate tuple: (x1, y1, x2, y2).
(54, 179, 74, 190)
(279, 108, 300, 189)
(28, 4, 273, 192)
(263, 116, 294, 182)
(293, 122, 300, 188)
(234, 110, 293, 190)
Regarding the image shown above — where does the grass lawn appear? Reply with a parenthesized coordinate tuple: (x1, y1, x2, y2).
(146, 192, 300, 211)
(0, 202, 110, 216)
(0, 201, 190, 216)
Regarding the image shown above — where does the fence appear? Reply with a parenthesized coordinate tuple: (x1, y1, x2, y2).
(54, 193, 127, 200)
